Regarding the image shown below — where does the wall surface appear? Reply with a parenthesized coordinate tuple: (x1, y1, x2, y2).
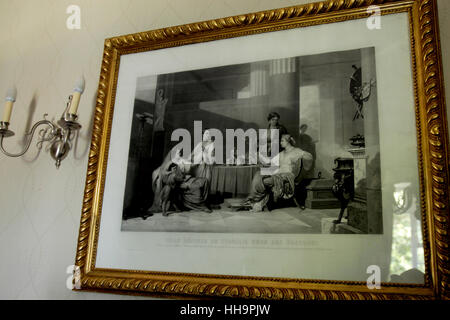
(0, 0, 449, 299)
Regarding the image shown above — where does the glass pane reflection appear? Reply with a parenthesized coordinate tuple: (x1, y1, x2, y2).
(389, 182, 425, 283)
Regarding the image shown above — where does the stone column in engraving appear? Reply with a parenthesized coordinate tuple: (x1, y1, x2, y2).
(267, 57, 300, 142)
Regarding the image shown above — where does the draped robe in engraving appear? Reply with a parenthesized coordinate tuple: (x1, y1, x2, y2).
(246, 147, 313, 211)
(149, 141, 214, 213)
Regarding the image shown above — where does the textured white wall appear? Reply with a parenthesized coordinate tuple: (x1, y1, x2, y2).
(0, 0, 448, 299)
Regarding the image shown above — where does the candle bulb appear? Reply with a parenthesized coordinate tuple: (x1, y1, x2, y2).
(68, 77, 85, 115)
(2, 87, 17, 123)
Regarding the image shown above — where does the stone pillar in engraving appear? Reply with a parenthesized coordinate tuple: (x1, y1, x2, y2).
(249, 61, 268, 97)
(348, 147, 367, 201)
(248, 61, 269, 127)
(362, 47, 382, 234)
(344, 48, 381, 235)
(154, 89, 168, 132)
(267, 57, 300, 142)
(346, 147, 368, 232)
(152, 73, 174, 162)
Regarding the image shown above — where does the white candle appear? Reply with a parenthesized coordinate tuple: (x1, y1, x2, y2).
(68, 77, 85, 115)
(2, 87, 17, 123)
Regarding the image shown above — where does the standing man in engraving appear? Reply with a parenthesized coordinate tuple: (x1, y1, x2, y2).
(263, 111, 288, 157)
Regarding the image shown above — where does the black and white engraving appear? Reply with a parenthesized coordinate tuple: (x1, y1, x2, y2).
(121, 47, 382, 234)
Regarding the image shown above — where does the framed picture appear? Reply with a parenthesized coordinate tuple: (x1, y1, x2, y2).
(74, 0, 450, 299)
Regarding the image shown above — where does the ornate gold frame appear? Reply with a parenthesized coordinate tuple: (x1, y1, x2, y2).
(74, 0, 450, 300)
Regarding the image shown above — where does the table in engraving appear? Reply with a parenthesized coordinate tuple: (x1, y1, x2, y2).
(210, 165, 260, 197)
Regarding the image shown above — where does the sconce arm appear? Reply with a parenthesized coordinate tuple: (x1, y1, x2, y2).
(0, 118, 57, 158)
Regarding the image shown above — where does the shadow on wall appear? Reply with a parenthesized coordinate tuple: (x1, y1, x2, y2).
(20, 93, 41, 163)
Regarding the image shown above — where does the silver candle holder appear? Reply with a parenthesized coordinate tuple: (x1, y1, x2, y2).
(0, 95, 82, 168)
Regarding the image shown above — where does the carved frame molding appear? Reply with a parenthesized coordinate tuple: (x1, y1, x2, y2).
(75, 0, 449, 300)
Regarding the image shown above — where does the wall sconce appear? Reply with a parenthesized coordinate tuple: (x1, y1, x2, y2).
(0, 78, 85, 168)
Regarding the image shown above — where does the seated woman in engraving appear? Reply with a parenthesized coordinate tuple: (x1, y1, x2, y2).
(147, 129, 215, 216)
(244, 134, 313, 212)
(185, 128, 215, 187)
